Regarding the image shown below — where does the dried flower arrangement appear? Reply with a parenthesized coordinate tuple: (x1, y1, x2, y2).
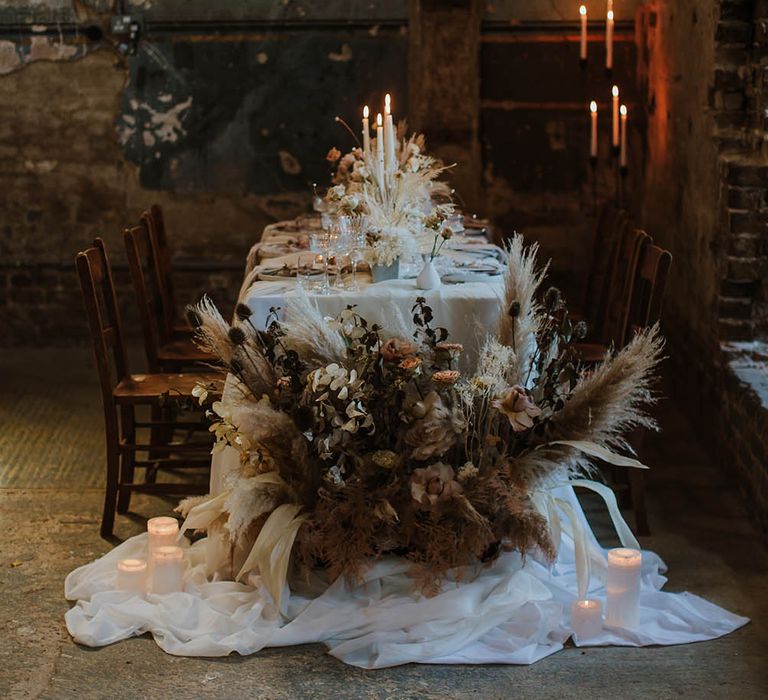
(325, 123, 455, 267)
(180, 235, 663, 605)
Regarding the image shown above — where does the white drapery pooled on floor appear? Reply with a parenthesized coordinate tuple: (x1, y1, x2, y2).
(64, 486, 748, 668)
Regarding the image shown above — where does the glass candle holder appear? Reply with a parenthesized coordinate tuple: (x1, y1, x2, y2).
(147, 516, 179, 553)
(570, 599, 602, 639)
(116, 558, 147, 593)
(150, 545, 184, 595)
(606, 547, 642, 628)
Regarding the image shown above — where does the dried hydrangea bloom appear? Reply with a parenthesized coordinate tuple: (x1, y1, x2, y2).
(380, 337, 416, 362)
(492, 385, 542, 432)
(370, 450, 399, 469)
(410, 463, 463, 507)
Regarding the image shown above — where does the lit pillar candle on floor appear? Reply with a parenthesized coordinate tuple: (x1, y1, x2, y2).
(589, 101, 598, 159)
(116, 558, 147, 593)
(362, 105, 370, 157)
(619, 104, 628, 168)
(376, 112, 385, 188)
(611, 85, 620, 148)
(384, 93, 396, 174)
(579, 6, 588, 61)
(571, 599, 603, 639)
(147, 516, 179, 554)
(606, 10, 614, 70)
(151, 545, 184, 594)
(606, 547, 642, 627)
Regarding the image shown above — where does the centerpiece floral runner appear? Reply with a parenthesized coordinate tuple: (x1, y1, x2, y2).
(180, 235, 663, 606)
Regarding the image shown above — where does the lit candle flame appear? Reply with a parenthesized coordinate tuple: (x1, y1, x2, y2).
(590, 100, 597, 113)
(612, 85, 619, 97)
(579, 5, 586, 16)
(385, 93, 391, 114)
(620, 104, 627, 116)
(363, 105, 369, 119)
(607, 9, 614, 20)
(376, 112, 383, 126)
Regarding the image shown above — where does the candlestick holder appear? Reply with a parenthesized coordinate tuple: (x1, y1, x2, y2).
(579, 58, 587, 71)
(619, 165, 628, 207)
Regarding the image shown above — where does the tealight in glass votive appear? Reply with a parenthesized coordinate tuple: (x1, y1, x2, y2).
(116, 558, 147, 593)
(570, 599, 603, 639)
(150, 545, 184, 595)
(147, 516, 179, 554)
(605, 547, 642, 628)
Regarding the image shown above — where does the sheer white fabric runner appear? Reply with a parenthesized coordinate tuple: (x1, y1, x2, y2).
(64, 486, 748, 668)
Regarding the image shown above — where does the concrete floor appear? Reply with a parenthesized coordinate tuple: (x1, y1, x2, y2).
(1, 348, 767, 699)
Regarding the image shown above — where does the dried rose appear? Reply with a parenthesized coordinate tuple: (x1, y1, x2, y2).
(405, 391, 465, 460)
(326, 147, 341, 163)
(492, 385, 542, 432)
(380, 337, 416, 362)
(432, 370, 460, 385)
(410, 463, 463, 508)
(276, 376, 292, 390)
(398, 357, 422, 372)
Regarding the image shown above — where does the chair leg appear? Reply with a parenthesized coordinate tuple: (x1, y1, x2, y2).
(117, 407, 136, 514)
(629, 468, 650, 536)
(101, 444, 120, 539)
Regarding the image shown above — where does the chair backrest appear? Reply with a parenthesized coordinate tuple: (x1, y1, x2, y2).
(76, 239, 128, 441)
(629, 244, 673, 334)
(124, 224, 164, 372)
(140, 205, 177, 341)
(604, 227, 652, 347)
(585, 206, 627, 339)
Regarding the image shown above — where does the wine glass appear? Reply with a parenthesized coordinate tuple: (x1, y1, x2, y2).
(338, 214, 366, 291)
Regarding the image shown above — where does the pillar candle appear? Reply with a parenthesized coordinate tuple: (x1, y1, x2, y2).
(579, 6, 588, 61)
(150, 545, 184, 595)
(376, 112, 385, 188)
(362, 105, 370, 157)
(384, 93, 396, 174)
(620, 104, 628, 167)
(571, 599, 603, 639)
(147, 516, 179, 554)
(116, 558, 147, 593)
(606, 10, 614, 70)
(606, 547, 642, 628)
(611, 85, 620, 148)
(589, 101, 598, 159)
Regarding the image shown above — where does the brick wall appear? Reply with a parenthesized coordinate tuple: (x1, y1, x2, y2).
(634, 0, 768, 538)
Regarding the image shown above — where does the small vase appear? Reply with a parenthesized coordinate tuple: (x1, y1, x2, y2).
(371, 259, 400, 283)
(416, 255, 441, 290)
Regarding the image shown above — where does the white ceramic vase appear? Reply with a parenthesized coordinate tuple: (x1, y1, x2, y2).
(416, 255, 441, 290)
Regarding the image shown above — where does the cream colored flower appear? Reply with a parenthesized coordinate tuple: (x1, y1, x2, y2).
(405, 391, 465, 460)
(492, 385, 542, 432)
(410, 463, 463, 508)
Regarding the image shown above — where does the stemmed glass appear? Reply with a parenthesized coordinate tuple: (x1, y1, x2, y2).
(337, 214, 366, 291)
(309, 218, 340, 295)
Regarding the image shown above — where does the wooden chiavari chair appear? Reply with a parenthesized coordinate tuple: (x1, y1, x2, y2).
(76, 238, 222, 538)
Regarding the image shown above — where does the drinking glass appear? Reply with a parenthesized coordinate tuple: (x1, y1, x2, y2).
(338, 215, 366, 291)
(308, 231, 333, 295)
(295, 252, 319, 291)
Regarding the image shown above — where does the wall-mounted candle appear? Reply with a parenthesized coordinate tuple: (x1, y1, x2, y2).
(606, 547, 642, 628)
(571, 599, 603, 639)
(150, 545, 184, 595)
(611, 85, 620, 148)
(606, 10, 614, 70)
(384, 93, 396, 174)
(147, 516, 179, 554)
(579, 6, 588, 61)
(376, 112, 385, 187)
(362, 105, 370, 156)
(619, 104, 628, 168)
(589, 101, 598, 159)
(116, 558, 147, 593)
